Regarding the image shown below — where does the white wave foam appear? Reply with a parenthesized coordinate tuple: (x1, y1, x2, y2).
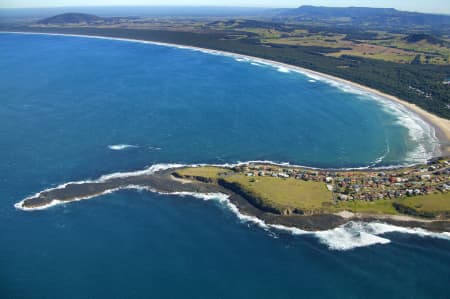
(313, 222, 450, 251)
(159, 191, 271, 229)
(155, 193, 450, 250)
(98, 163, 186, 181)
(286, 69, 439, 164)
(250, 62, 263, 67)
(108, 144, 162, 151)
(148, 146, 162, 151)
(14, 198, 62, 211)
(322, 79, 438, 163)
(108, 144, 139, 150)
(314, 222, 391, 250)
(157, 191, 450, 250)
(308, 79, 317, 83)
(369, 142, 390, 166)
(368, 94, 440, 163)
(170, 192, 273, 230)
(277, 66, 290, 73)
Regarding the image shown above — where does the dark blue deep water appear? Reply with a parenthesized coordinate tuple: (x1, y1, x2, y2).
(0, 33, 448, 298)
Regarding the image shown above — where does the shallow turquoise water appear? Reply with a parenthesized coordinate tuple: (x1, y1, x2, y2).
(0, 33, 448, 298)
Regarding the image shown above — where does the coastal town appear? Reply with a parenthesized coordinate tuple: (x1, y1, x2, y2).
(235, 158, 450, 202)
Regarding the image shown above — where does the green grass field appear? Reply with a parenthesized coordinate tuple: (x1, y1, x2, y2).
(224, 175, 332, 212)
(396, 193, 450, 214)
(330, 200, 399, 214)
(175, 167, 332, 212)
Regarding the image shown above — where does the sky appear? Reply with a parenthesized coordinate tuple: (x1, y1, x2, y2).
(1, 0, 449, 15)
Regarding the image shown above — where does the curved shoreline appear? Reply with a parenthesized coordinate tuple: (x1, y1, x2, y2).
(2, 30, 449, 158)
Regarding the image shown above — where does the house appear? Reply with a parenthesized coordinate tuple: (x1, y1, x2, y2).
(421, 174, 431, 180)
(337, 194, 350, 201)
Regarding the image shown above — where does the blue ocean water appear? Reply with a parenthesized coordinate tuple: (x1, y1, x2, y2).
(0, 33, 448, 298)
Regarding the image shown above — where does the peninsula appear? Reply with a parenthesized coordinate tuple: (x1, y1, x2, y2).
(16, 158, 450, 232)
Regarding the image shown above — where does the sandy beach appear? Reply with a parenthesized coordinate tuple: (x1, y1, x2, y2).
(4, 31, 450, 156)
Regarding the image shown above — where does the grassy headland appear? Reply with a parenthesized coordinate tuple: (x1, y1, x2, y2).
(174, 159, 450, 218)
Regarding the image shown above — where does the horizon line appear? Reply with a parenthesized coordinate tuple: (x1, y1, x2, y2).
(0, 4, 449, 16)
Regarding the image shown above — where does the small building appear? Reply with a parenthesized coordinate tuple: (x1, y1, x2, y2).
(421, 174, 431, 180)
(278, 173, 289, 178)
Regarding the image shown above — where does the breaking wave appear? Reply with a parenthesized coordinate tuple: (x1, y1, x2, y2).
(108, 144, 162, 151)
(276, 66, 290, 73)
(152, 193, 450, 251)
(108, 144, 139, 150)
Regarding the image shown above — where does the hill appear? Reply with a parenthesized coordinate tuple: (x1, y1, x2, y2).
(281, 6, 400, 18)
(276, 6, 450, 32)
(37, 13, 104, 25)
(403, 33, 446, 46)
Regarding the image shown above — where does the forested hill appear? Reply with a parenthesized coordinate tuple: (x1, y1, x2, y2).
(276, 6, 450, 32)
(37, 13, 104, 25)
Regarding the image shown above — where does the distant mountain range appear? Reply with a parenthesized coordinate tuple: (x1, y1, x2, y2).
(34, 7, 450, 33)
(275, 6, 450, 32)
(280, 6, 401, 18)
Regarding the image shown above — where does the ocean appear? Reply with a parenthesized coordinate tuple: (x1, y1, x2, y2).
(0, 32, 448, 298)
